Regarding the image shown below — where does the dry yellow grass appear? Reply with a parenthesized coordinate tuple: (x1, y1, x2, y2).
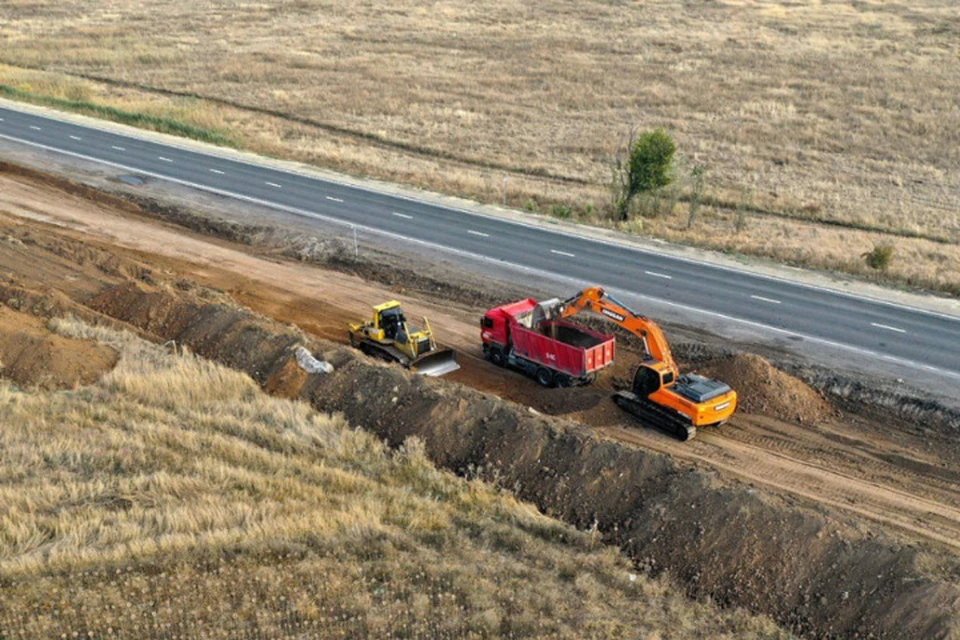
(0, 0, 956, 291)
(0, 318, 788, 638)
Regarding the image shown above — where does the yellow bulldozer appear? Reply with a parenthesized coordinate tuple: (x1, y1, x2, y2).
(348, 301, 460, 376)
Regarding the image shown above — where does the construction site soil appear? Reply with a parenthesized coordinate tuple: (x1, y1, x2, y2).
(0, 163, 958, 638)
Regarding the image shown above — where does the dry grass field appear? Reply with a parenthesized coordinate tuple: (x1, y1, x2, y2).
(0, 318, 787, 639)
(0, 0, 958, 291)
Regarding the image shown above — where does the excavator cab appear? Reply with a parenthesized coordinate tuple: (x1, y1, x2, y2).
(632, 362, 674, 397)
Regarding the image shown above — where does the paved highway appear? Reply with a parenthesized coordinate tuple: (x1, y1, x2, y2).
(1, 103, 958, 382)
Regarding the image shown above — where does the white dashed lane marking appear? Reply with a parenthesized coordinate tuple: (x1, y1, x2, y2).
(392, 212, 413, 219)
(645, 270, 672, 280)
(326, 196, 344, 203)
(112, 145, 126, 151)
(871, 322, 906, 334)
(69, 135, 82, 141)
(750, 294, 782, 304)
(266, 181, 282, 188)
(209, 168, 224, 175)
(29, 125, 41, 130)
(158, 156, 173, 162)
(467, 230, 489, 237)
(551, 249, 576, 258)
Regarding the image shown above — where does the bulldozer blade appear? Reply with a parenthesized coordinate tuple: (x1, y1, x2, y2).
(410, 348, 460, 377)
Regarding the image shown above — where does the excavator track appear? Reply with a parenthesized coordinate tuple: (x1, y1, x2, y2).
(612, 391, 696, 442)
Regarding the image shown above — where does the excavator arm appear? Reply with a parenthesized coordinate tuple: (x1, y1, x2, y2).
(554, 287, 678, 373)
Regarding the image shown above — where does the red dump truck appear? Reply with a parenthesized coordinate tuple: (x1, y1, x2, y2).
(480, 298, 615, 387)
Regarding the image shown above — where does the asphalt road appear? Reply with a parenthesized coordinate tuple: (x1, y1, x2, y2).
(1, 103, 958, 382)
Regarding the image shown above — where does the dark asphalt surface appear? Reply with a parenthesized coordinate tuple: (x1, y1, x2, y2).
(1, 103, 958, 380)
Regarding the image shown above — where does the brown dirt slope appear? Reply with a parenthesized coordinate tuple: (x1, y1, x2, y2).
(0, 306, 117, 389)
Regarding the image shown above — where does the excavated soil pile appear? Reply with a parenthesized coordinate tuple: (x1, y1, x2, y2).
(72, 281, 960, 640)
(701, 353, 833, 424)
(0, 306, 117, 389)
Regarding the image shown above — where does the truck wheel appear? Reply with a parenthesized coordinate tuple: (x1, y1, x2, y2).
(555, 374, 573, 388)
(535, 367, 554, 388)
(489, 347, 506, 367)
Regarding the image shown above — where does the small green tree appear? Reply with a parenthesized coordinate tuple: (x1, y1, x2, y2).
(612, 128, 676, 221)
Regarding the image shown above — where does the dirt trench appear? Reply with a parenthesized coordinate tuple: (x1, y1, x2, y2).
(76, 279, 960, 640)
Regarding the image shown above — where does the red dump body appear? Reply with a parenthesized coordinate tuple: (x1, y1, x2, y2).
(481, 298, 615, 379)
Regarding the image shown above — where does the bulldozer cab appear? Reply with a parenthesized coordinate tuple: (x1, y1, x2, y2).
(377, 305, 407, 341)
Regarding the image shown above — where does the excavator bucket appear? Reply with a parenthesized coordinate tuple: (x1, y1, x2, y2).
(410, 347, 460, 377)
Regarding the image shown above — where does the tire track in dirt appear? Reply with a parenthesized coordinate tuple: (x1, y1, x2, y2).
(598, 423, 960, 551)
(725, 418, 960, 504)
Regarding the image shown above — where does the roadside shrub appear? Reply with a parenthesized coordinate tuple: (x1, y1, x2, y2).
(862, 243, 895, 271)
(550, 204, 572, 219)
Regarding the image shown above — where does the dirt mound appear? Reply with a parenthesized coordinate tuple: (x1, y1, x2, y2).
(700, 353, 833, 424)
(0, 306, 117, 389)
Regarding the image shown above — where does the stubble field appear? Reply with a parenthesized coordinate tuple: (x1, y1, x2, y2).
(0, 0, 958, 291)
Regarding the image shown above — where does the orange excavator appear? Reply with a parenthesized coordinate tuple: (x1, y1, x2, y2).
(547, 286, 737, 441)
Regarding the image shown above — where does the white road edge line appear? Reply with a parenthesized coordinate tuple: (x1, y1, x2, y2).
(871, 322, 907, 334)
(209, 168, 224, 175)
(325, 196, 344, 203)
(111, 145, 125, 151)
(69, 135, 82, 141)
(158, 156, 173, 162)
(645, 270, 672, 280)
(4, 130, 957, 383)
(392, 212, 413, 219)
(751, 294, 782, 305)
(551, 249, 576, 258)
(266, 181, 282, 188)
(467, 230, 489, 237)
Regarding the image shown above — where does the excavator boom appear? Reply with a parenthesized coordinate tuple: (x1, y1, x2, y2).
(556, 287, 678, 372)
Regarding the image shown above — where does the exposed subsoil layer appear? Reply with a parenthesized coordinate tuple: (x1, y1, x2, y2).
(0, 305, 117, 389)
(0, 165, 959, 637)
